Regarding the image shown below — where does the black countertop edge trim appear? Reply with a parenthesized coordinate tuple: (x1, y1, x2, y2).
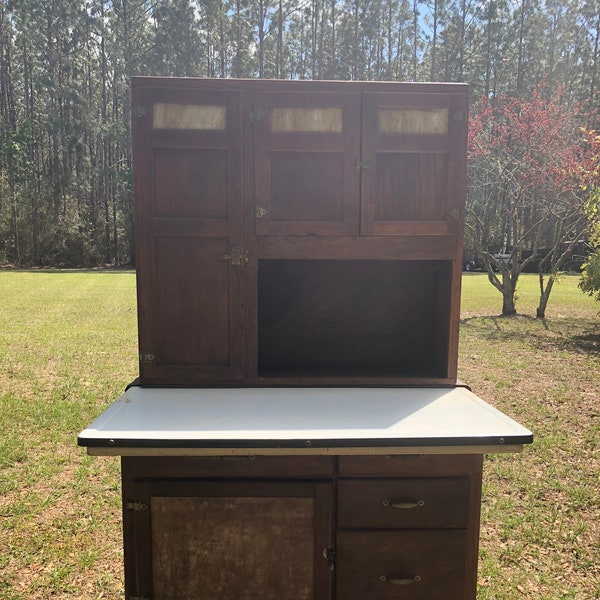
(124, 379, 472, 391)
(78, 434, 533, 449)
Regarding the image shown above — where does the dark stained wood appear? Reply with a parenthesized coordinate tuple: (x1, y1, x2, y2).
(361, 91, 468, 237)
(153, 147, 228, 219)
(270, 151, 345, 222)
(258, 259, 451, 379)
(338, 454, 479, 477)
(132, 76, 469, 96)
(154, 236, 230, 367)
(121, 460, 153, 600)
(375, 152, 449, 222)
(122, 471, 334, 600)
(335, 530, 468, 600)
(121, 454, 481, 600)
(133, 86, 246, 385)
(123, 455, 336, 479)
(132, 77, 467, 384)
(257, 234, 459, 259)
(337, 478, 470, 529)
(254, 91, 361, 236)
(465, 454, 484, 598)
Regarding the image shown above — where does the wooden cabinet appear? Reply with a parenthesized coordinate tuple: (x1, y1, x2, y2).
(361, 91, 466, 236)
(122, 456, 335, 600)
(78, 79, 532, 600)
(133, 87, 246, 384)
(254, 90, 361, 236)
(121, 454, 482, 600)
(131, 78, 468, 387)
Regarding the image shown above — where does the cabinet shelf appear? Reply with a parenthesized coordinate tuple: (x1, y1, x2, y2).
(258, 259, 452, 380)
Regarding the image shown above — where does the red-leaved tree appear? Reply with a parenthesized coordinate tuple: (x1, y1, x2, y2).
(467, 88, 594, 317)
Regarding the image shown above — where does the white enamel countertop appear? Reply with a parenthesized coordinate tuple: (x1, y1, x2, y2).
(78, 386, 532, 456)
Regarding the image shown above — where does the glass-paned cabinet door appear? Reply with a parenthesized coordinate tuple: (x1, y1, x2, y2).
(361, 92, 468, 236)
(254, 91, 361, 236)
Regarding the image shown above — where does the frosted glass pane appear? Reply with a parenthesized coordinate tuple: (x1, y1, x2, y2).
(271, 107, 342, 132)
(378, 108, 449, 134)
(153, 103, 226, 130)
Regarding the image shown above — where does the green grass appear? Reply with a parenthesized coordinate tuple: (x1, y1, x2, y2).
(0, 270, 598, 599)
(459, 274, 600, 600)
(0, 270, 136, 599)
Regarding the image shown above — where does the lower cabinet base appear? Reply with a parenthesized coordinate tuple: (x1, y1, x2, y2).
(121, 454, 483, 600)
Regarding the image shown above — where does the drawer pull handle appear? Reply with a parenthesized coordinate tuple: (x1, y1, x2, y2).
(380, 575, 421, 585)
(382, 499, 425, 509)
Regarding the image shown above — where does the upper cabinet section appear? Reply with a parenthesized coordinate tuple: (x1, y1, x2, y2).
(250, 84, 467, 237)
(254, 91, 361, 236)
(131, 79, 468, 386)
(361, 92, 467, 236)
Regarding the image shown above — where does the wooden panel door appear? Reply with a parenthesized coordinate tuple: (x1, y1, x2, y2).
(132, 85, 246, 384)
(123, 478, 334, 600)
(361, 91, 468, 236)
(254, 91, 361, 236)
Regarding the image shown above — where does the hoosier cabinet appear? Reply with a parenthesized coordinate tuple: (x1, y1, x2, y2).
(79, 77, 532, 600)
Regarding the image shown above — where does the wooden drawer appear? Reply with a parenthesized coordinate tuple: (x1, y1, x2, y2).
(122, 455, 336, 480)
(338, 454, 479, 477)
(335, 530, 467, 600)
(337, 478, 469, 529)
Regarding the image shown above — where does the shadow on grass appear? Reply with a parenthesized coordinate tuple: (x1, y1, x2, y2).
(0, 266, 135, 274)
(460, 314, 600, 355)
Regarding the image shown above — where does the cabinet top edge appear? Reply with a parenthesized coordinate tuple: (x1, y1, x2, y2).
(131, 76, 469, 94)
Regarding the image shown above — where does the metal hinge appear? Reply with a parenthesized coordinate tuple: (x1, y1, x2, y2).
(135, 105, 146, 118)
(256, 207, 268, 219)
(126, 501, 149, 512)
(355, 159, 371, 171)
(323, 546, 335, 571)
(139, 352, 155, 364)
(222, 246, 248, 267)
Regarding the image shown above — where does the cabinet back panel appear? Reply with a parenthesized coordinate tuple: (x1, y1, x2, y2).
(258, 260, 451, 378)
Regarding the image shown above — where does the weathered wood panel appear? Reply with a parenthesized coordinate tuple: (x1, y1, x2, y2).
(151, 496, 315, 600)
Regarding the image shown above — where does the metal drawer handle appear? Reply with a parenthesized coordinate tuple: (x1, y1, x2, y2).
(380, 575, 421, 585)
(382, 499, 425, 509)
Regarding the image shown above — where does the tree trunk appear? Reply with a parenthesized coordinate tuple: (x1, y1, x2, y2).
(486, 264, 519, 316)
(536, 272, 555, 318)
(502, 291, 517, 316)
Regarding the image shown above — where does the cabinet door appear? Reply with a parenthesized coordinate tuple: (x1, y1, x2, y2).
(133, 87, 246, 384)
(254, 91, 361, 236)
(361, 92, 468, 235)
(123, 479, 333, 600)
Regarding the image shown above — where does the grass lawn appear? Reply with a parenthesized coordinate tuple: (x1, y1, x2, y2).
(0, 269, 599, 599)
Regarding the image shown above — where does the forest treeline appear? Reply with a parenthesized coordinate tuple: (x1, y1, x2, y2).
(0, 0, 599, 267)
